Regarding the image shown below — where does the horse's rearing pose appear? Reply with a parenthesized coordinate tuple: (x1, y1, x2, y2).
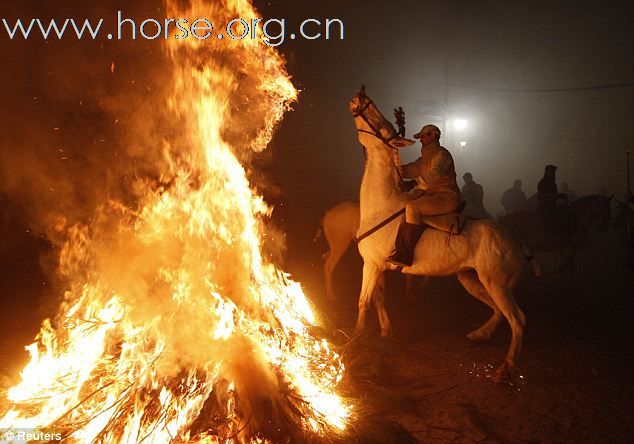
(349, 88, 528, 382)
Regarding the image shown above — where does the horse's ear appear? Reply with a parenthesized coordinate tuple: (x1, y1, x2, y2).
(390, 137, 415, 148)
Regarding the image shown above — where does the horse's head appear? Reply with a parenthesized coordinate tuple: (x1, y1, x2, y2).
(573, 194, 613, 232)
(349, 87, 415, 149)
(347, 86, 368, 115)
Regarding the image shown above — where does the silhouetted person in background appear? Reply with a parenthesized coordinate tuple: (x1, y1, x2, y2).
(500, 179, 527, 214)
(560, 182, 577, 203)
(538, 165, 560, 217)
(461, 172, 491, 219)
(537, 165, 568, 234)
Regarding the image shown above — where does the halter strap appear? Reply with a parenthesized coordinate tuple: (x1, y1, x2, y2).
(351, 98, 372, 118)
(353, 99, 401, 148)
(352, 98, 405, 182)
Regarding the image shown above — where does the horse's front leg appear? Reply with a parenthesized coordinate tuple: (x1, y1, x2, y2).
(372, 272, 391, 337)
(355, 261, 382, 333)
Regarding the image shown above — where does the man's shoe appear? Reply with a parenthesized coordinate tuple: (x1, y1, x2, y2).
(387, 222, 425, 267)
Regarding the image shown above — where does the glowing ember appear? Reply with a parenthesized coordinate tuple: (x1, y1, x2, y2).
(0, 0, 350, 441)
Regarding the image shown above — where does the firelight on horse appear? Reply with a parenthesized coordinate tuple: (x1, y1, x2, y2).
(349, 87, 531, 382)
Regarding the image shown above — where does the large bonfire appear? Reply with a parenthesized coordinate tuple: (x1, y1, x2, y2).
(0, 0, 350, 442)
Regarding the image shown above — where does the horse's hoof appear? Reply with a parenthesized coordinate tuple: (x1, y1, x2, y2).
(466, 330, 490, 342)
(493, 361, 513, 383)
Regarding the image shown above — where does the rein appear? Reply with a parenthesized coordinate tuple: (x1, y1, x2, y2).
(351, 93, 414, 243)
(355, 208, 405, 244)
(352, 97, 405, 182)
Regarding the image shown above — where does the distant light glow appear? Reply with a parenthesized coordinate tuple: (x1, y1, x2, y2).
(453, 118, 468, 131)
(459, 141, 467, 147)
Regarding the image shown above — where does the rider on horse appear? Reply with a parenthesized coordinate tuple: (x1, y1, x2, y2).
(537, 164, 570, 236)
(388, 124, 461, 267)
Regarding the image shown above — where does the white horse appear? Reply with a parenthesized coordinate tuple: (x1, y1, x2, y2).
(313, 201, 427, 300)
(349, 88, 528, 382)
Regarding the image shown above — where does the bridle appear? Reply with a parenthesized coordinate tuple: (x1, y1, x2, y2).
(351, 94, 405, 182)
(350, 91, 410, 244)
(351, 96, 403, 149)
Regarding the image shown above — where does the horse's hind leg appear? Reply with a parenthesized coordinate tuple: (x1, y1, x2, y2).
(323, 235, 351, 300)
(481, 281, 526, 382)
(405, 275, 414, 300)
(406, 275, 430, 301)
(457, 270, 502, 342)
(323, 250, 335, 300)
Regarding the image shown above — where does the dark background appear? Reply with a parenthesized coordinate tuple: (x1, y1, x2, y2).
(256, 0, 634, 214)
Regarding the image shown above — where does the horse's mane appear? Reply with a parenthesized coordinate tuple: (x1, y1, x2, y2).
(571, 194, 606, 209)
(575, 194, 601, 203)
(390, 145, 403, 175)
(359, 94, 403, 177)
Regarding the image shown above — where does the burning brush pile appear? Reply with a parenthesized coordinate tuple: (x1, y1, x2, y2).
(0, 0, 350, 442)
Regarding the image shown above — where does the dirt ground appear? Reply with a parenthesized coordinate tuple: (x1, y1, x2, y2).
(308, 228, 634, 443)
(1, 219, 632, 443)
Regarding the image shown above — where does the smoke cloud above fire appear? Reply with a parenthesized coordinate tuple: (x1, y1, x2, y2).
(0, 0, 287, 242)
(0, 3, 167, 239)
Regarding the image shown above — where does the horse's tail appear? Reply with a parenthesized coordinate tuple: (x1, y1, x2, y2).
(313, 214, 325, 243)
(519, 241, 541, 277)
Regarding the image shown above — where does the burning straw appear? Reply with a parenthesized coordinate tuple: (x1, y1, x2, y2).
(0, 0, 351, 442)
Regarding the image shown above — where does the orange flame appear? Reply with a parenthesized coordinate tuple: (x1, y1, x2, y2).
(0, 0, 350, 441)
